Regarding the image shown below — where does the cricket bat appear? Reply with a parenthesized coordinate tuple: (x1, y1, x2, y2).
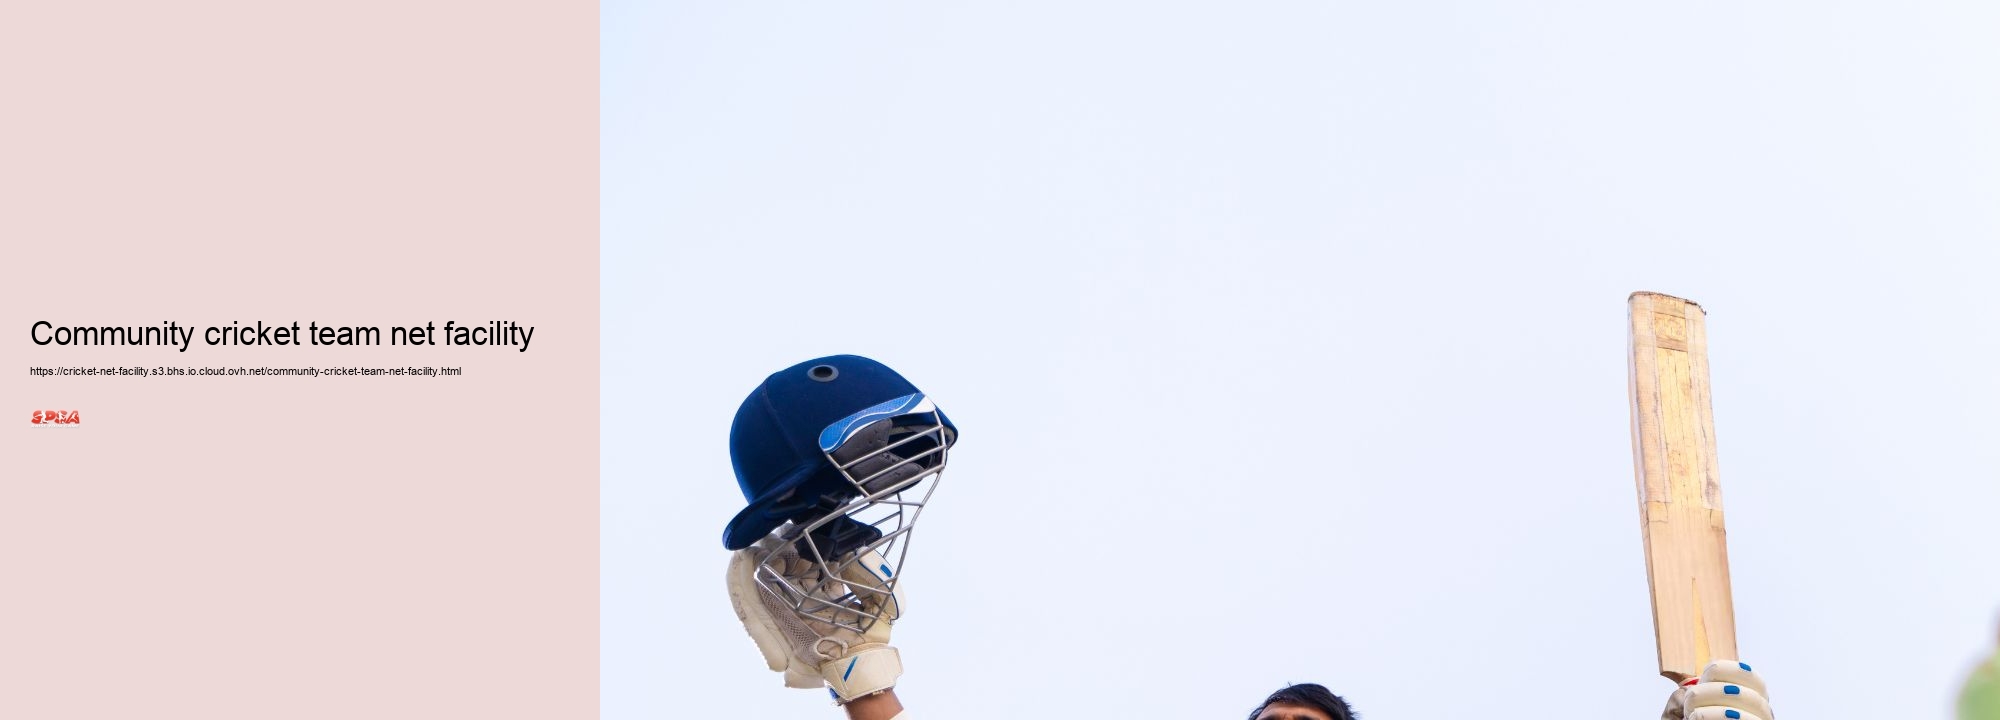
(1627, 291, 1737, 683)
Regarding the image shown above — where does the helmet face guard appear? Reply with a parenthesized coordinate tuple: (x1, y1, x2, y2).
(751, 393, 953, 639)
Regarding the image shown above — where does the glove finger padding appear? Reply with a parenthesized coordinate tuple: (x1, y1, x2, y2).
(1687, 709, 1765, 720)
(1696, 661, 1766, 698)
(726, 546, 793, 673)
(728, 539, 834, 688)
(1663, 659, 1772, 720)
(1685, 681, 1772, 720)
(837, 550, 903, 645)
(750, 541, 840, 659)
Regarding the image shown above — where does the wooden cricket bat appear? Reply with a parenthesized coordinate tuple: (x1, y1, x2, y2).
(1627, 292, 1737, 684)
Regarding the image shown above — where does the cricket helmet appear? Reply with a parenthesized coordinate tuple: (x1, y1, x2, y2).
(724, 354, 955, 549)
(724, 354, 956, 636)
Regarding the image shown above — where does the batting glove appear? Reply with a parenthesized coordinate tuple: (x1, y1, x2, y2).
(1661, 660, 1773, 720)
(726, 535, 904, 704)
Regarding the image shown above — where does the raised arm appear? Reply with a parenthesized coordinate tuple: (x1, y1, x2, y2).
(842, 690, 904, 720)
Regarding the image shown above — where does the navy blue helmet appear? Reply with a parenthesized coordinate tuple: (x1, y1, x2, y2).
(724, 354, 957, 551)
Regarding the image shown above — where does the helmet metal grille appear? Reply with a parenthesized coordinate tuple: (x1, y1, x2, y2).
(750, 407, 951, 646)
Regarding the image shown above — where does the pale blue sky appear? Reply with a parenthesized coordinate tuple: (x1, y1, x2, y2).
(603, 3, 2000, 717)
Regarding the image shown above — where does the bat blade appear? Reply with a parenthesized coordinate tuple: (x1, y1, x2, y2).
(1627, 292, 1737, 683)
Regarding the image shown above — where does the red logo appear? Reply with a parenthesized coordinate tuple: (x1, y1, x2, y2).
(31, 410, 80, 425)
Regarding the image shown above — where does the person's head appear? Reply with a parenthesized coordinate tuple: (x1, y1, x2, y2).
(1247, 683, 1356, 720)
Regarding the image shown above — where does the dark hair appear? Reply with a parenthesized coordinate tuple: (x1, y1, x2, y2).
(1247, 683, 1357, 720)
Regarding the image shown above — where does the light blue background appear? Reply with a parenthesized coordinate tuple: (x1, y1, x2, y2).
(604, 3, 2000, 717)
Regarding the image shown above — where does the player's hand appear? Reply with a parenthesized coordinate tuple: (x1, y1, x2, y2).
(726, 535, 904, 703)
(1660, 660, 1773, 720)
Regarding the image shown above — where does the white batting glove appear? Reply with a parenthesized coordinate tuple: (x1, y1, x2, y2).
(726, 536, 905, 704)
(1661, 660, 1774, 720)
